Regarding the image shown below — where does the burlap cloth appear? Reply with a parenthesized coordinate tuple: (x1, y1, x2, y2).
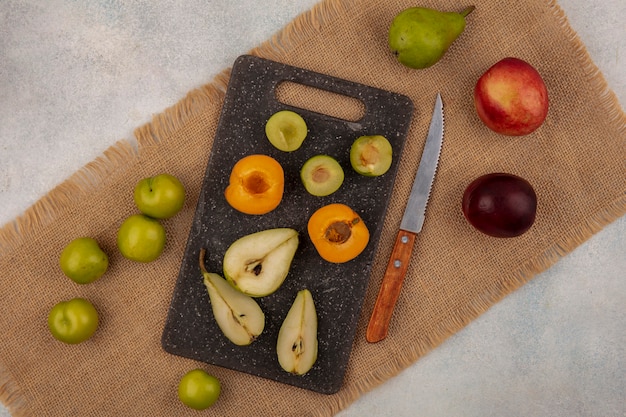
(1, 0, 624, 416)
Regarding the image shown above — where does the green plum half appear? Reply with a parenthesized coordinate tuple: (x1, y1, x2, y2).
(349, 135, 393, 177)
(265, 110, 308, 152)
(300, 155, 344, 197)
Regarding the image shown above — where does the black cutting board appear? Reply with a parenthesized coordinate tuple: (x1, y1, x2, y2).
(161, 55, 414, 394)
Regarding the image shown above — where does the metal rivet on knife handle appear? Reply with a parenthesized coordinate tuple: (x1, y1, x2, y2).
(366, 230, 417, 343)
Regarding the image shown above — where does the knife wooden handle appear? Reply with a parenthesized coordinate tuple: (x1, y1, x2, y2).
(366, 229, 417, 343)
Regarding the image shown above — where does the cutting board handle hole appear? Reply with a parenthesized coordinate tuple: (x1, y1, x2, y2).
(275, 81, 365, 122)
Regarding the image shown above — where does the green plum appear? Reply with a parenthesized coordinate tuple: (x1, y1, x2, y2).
(133, 173, 186, 219)
(48, 298, 99, 344)
(117, 214, 166, 262)
(178, 369, 221, 410)
(59, 237, 108, 284)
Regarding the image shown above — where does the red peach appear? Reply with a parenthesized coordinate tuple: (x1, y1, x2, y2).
(474, 57, 549, 136)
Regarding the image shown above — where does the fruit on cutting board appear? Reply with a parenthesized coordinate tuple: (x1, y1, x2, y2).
(349, 135, 393, 177)
(462, 173, 537, 237)
(59, 237, 108, 284)
(276, 289, 318, 375)
(134, 173, 186, 219)
(48, 297, 99, 344)
(300, 155, 344, 196)
(117, 214, 166, 262)
(308, 203, 370, 263)
(199, 248, 265, 345)
(265, 110, 308, 152)
(223, 228, 299, 297)
(225, 154, 284, 215)
(474, 57, 549, 136)
(177, 369, 221, 410)
(388, 6, 475, 69)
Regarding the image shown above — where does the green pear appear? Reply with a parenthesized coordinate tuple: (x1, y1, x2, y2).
(276, 289, 318, 375)
(199, 249, 265, 346)
(388, 6, 475, 69)
(223, 228, 299, 297)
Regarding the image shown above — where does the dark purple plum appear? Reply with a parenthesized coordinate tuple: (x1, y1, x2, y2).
(462, 173, 537, 238)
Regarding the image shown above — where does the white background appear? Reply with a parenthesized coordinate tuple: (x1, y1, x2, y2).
(1, 1, 624, 416)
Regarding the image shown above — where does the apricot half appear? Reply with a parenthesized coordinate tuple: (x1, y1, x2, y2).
(307, 203, 369, 263)
(225, 154, 284, 215)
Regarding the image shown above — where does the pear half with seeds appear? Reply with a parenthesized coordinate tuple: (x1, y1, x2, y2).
(276, 289, 318, 375)
(223, 228, 299, 297)
(200, 249, 265, 346)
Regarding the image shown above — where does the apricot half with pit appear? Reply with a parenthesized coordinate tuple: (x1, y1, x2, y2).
(225, 154, 284, 215)
(307, 203, 369, 263)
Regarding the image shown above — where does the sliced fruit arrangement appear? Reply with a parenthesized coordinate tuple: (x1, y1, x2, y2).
(265, 110, 308, 152)
(225, 154, 284, 215)
(276, 289, 318, 375)
(223, 228, 299, 297)
(350, 135, 393, 177)
(307, 203, 370, 263)
(200, 237, 318, 376)
(199, 248, 265, 346)
(44, 3, 557, 400)
(300, 155, 344, 197)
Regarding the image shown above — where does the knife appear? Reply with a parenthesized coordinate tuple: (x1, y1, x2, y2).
(366, 92, 444, 343)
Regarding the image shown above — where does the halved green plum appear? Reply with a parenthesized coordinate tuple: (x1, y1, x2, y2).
(300, 155, 344, 197)
(349, 135, 393, 177)
(265, 110, 308, 152)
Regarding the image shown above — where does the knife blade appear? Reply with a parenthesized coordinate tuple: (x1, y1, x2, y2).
(366, 92, 444, 343)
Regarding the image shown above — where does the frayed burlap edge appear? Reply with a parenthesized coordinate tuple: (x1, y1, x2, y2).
(0, 366, 26, 417)
(1, 0, 624, 416)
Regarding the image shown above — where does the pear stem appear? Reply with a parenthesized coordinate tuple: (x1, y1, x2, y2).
(460, 5, 476, 17)
(199, 248, 208, 275)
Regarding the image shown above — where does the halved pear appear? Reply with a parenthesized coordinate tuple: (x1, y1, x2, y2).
(276, 289, 318, 375)
(223, 228, 299, 297)
(200, 249, 265, 346)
